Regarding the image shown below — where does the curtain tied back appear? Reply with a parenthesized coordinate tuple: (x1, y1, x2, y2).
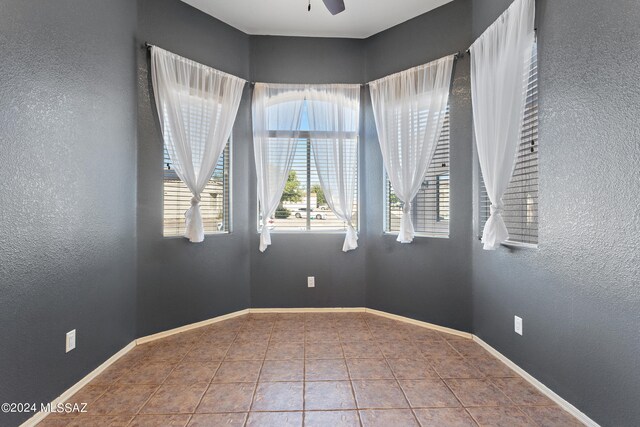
(150, 46, 245, 243)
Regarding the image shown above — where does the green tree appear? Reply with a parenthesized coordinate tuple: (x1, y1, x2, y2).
(281, 170, 303, 204)
(311, 184, 327, 207)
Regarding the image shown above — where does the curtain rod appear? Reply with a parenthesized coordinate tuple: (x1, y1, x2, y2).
(362, 51, 465, 87)
(144, 42, 464, 87)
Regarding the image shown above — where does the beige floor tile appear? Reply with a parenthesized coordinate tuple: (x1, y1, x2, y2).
(399, 379, 461, 408)
(351, 380, 409, 409)
(432, 357, 485, 379)
(251, 381, 304, 411)
(164, 361, 219, 384)
(346, 358, 394, 380)
(265, 341, 304, 360)
(305, 341, 344, 359)
(491, 377, 554, 406)
(414, 408, 477, 426)
(212, 360, 262, 383)
(445, 379, 513, 407)
(187, 413, 247, 427)
(305, 359, 350, 381)
(246, 411, 303, 427)
(386, 358, 439, 380)
(260, 359, 304, 382)
(520, 406, 583, 427)
(466, 355, 517, 378)
(304, 410, 360, 427)
(139, 383, 208, 414)
(467, 406, 537, 426)
(341, 341, 382, 358)
(129, 414, 191, 427)
(196, 382, 256, 413)
(89, 384, 158, 415)
(305, 381, 357, 410)
(359, 409, 419, 427)
(65, 415, 133, 427)
(115, 361, 176, 385)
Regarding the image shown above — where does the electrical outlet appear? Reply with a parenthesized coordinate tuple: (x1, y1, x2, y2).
(66, 329, 76, 353)
(514, 316, 523, 336)
(307, 276, 315, 288)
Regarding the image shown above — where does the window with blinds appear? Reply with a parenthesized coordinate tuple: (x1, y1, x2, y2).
(479, 42, 538, 246)
(384, 109, 451, 238)
(163, 142, 230, 237)
(259, 103, 358, 233)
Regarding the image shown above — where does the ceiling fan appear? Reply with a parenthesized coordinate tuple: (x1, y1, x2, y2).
(308, 0, 346, 15)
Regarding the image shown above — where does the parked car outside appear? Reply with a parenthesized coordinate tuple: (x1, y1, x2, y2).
(294, 208, 327, 220)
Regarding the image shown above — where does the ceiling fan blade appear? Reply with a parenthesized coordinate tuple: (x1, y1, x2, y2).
(321, 0, 345, 15)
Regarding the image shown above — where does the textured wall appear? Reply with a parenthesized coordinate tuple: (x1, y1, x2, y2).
(363, 0, 474, 331)
(0, 1, 137, 425)
(136, 0, 252, 337)
(248, 36, 367, 308)
(470, 0, 640, 425)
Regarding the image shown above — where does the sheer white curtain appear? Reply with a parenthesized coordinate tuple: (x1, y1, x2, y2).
(252, 84, 306, 252)
(369, 55, 455, 243)
(470, 0, 535, 250)
(307, 85, 361, 252)
(151, 46, 245, 243)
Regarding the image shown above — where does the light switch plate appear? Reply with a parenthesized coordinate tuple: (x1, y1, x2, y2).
(307, 276, 315, 288)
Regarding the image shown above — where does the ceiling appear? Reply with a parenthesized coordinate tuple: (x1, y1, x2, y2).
(180, 0, 452, 39)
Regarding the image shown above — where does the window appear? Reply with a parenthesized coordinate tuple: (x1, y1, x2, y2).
(259, 102, 358, 232)
(384, 108, 451, 238)
(163, 142, 230, 236)
(479, 42, 538, 246)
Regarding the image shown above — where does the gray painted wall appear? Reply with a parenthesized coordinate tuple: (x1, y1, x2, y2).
(136, 0, 252, 336)
(249, 36, 367, 308)
(363, 0, 474, 332)
(470, 0, 640, 425)
(0, 1, 137, 425)
(4, 0, 638, 424)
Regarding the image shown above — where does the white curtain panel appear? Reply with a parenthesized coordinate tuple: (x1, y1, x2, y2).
(151, 46, 245, 243)
(252, 83, 306, 252)
(470, 0, 535, 250)
(307, 85, 361, 252)
(370, 55, 455, 243)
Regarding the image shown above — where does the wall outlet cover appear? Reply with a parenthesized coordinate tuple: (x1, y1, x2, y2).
(66, 329, 76, 353)
(514, 316, 523, 336)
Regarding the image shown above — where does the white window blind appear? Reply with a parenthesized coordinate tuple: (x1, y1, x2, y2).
(480, 42, 538, 245)
(163, 142, 230, 237)
(259, 102, 358, 233)
(384, 108, 450, 238)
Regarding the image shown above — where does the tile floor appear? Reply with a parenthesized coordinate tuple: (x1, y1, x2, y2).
(37, 312, 582, 426)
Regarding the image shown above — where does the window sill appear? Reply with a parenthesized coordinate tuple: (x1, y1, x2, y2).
(383, 231, 450, 239)
(476, 237, 538, 250)
(501, 240, 538, 250)
(163, 231, 230, 239)
(257, 230, 355, 235)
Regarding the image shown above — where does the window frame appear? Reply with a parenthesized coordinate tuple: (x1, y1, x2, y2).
(476, 41, 539, 249)
(256, 130, 360, 235)
(162, 136, 233, 238)
(382, 107, 452, 239)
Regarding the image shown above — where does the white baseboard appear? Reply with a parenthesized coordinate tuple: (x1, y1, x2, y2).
(473, 336, 598, 427)
(136, 309, 249, 345)
(249, 307, 366, 314)
(364, 308, 473, 339)
(20, 340, 136, 427)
